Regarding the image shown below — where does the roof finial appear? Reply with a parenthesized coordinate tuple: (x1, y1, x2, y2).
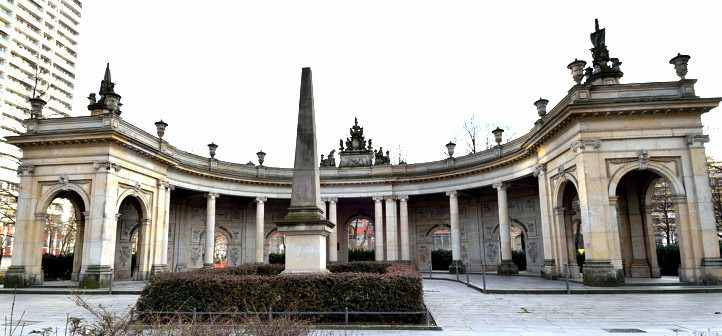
(594, 18, 600, 32)
(104, 62, 111, 82)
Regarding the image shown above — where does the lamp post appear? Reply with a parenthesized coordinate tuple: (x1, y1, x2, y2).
(669, 53, 691, 80)
(154, 120, 168, 139)
(208, 142, 218, 159)
(445, 141, 456, 158)
(256, 150, 266, 166)
(567, 59, 587, 85)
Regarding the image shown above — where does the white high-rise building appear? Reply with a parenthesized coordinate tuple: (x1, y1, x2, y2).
(0, 0, 83, 185)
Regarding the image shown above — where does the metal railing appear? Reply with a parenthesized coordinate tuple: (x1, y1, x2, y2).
(131, 308, 433, 326)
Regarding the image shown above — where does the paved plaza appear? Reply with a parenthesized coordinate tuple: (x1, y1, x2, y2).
(2, 279, 722, 335)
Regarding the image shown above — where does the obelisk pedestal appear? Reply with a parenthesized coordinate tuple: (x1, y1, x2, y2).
(276, 67, 334, 273)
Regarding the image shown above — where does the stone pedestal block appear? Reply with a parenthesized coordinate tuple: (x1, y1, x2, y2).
(3, 265, 41, 288)
(79, 265, 113, 289)
(278, 223, 332, 273)
(582, 260, 624, 287)
(541, 259, 559, 280)
(497, 260, 519, 275)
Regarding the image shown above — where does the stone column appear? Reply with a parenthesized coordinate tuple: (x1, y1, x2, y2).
(373, 197, 385, 261)
(625, 186, 650, 278)
(385, 197, 398, 261)
(204, 193, 219, 268)
(79, 162, 121, 289)
(446, 191, 461, 263)
(399, 195, 410, 261)
(327, 198, 338, 262)
(535, 165, 558, 278)
(494, 182, 518, 275)
(151, 181, 172, 274)
(256, 197, 266, 263)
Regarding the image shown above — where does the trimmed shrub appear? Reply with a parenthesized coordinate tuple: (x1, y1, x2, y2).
(327, 261, 390, 274)
(348, 249, 375, 262)
(42, 253, 74, 281)
(512, 250, 527, 271)
(657, 244, 680, 276)
(211, 263, 285, 276)
(431, 249, 451, 270)
(269, 253, 285, 265)
(136, 262, 424, 323)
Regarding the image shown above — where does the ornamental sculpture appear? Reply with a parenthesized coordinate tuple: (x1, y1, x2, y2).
(332, 117, 389, 167)
(585, 19, 623, 85)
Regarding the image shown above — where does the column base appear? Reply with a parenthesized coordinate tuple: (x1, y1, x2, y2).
(3, 266, 41, 288)
(630, 259, 651, 278)
(582, 260, 624, 287)
(497, 260, 519, 275)
(541, 259, 558, 279)
(79, 265, 113, 289)
(700, 258, 722, 285)
(449, 260, 466, 274)
(151, 264, 169, 275)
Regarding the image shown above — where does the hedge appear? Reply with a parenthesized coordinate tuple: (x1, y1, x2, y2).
(136, 262, 423, 323)
(348, 249, 375, 262)
(431, 250, 451, 270)
(657, 244, 680, 276)
(42, 253, 74, 281)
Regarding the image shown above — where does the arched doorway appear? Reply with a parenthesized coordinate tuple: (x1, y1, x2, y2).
(615, 170, 680, 279)
(427, 225, 451, 270)
(114, 196, 144, 280)
(41, 190, 86, 282)
(347, 215, 375, 261)
(267, 229, 285, 264)
(557, 180, 585, 278)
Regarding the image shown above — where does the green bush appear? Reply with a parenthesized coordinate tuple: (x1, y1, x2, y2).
(211, 263, 285, 276)
(327, 261, 390, 274)
(657, 244, 680, 276)
(348, 249, 375, 262)
(42, 253, 74, 281)
(431, 249, 452, 270)
(269, 253, 285, 265)
(512, 250, 527, 271)
(136, 262, 423, 323)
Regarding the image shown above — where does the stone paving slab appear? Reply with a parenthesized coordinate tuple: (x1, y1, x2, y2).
(2, 279, 722, 335)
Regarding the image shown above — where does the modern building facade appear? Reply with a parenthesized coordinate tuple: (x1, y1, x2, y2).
(0, 0, 82, 270)
(4, 22, 722, 288)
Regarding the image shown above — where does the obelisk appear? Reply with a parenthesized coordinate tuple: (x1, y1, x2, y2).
(276, 67, 334, 273)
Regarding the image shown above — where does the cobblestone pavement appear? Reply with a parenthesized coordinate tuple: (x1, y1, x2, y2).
(2, 280, 722, 335)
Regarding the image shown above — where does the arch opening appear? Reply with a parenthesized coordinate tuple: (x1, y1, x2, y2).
(558, 181, 585, 278)
(114, 196, 144, 280)
(427, 225, 452, 270)
(41, 190, 86, 282)
(615, 169, 680, 279)
(347, 215, 375, 261)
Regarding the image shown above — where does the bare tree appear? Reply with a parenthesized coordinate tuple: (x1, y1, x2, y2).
(0, 181, 18, 267)
(463, 114, 480, 154)
(650, 179, 676, 245)
(708, 159, 722, 237)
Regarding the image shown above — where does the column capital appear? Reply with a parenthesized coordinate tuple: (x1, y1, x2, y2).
(207, 192, 220, 199)
(492, 182, 507, 190)
(157, 180, 174, 190)
(686, 134, 709, 148)
(445, 190, 458, 198)
(322, 197, 338, 203)
(533, 164, 546, 177)
(256, 196, 267, 203)
(383, 195, 397, 201)
(372, 196, 384, 202)
(398, 195, 409, 202)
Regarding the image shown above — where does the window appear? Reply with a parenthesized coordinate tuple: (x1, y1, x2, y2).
(431, 227, 450, 251)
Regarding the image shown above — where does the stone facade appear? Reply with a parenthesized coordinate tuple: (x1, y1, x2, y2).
(3, 22, 721, 288)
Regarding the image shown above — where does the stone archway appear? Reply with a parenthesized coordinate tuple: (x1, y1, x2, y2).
(114, 196, 146, 280)
(614, 169, 681, 279)
(554, 180, 584, 278)
(38, 189, 88, 282)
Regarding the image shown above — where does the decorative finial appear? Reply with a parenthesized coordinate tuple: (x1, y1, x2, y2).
(534, 97, 549, 118)
(492, 127, 504, 146)
(256, 150, 266, 166)
(208, 142, 218, 159)
(446, 141, 456, 158)
(567, 59, 587, 85)
(155, 120, 168, 139)
(669, 53, 691, 80)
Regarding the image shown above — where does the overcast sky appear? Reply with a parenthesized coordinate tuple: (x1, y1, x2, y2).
(71, 1, 722, 167)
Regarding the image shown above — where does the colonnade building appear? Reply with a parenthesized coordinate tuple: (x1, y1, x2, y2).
(4, 22, 722, 288)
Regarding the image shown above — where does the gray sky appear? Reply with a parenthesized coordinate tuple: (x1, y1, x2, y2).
(72, 1, 722, 167)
